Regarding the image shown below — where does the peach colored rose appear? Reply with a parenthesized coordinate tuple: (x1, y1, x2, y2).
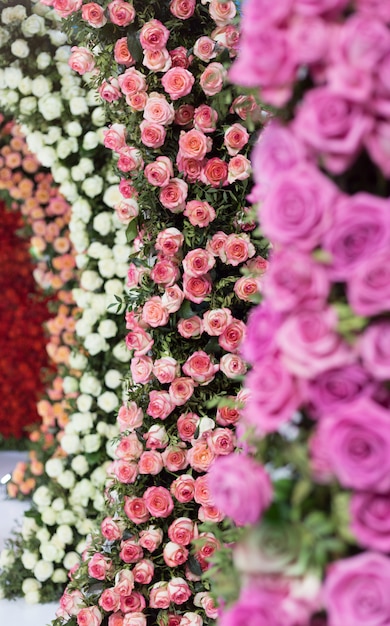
(187, 439, 215, 472)
(140, 19, 169, 51)
(127, 91, 148, 111)
(162, 284, 185, 313)
(200, 62, 227, 96)
(144, 94, 175, 125)
(151, 259, 180, 287)
(159, 177, 188, 212)
(178, 316, 203, 339)
(114, 37, 134, 67)
(124, 496, 151, 524)
(169, 377, 196, 406)
(155, 227, 183, 254)
(209, 0, 236, 26)
(170, 474, 196, 502)
(162, 445, 188, 471)
(118, 68, 147, 95)
(144, 424, 169, 449)
(162, 67, 195, 100)
(117, 402, 144, 432)
(140, 120, 167, 148)
(219, 353, 247, 378)
(206, 230, 228, 256)
(153, 356, 180, 384)
(184, 200, 216, 227)
(183, 351, 219, 384)
(203, 308, 232, 336)
(224, 123, 249, 156)
(234, 275, 259, 301)
(194, 475, 214, 506)
(77, 606, 103, 626)
(183, 274, 212, 304)
(138, 451, 163, 475)
(168, 578, 192, 605)
(168, 517, 196, 545)
(142, 296, 170, 328)
(144, 486, 174, 517)
(220, 233, 255, 266)
(163, 542, 189, 567)
(81, 2, 107, 27)
(145, 157, 174, 188)
(108, 0, 135, 26)
(147, 390, 175, 420)
(218, 319, 246, 352)
(177, 412, 200, 442)
(133, 559, 154, 585)
(193, 36, 217, 62)
(183, 248, 215, 277)
(108, 612, 125, 626)
(216, 399, 240, 426)
(130, 355, 153, 384)
(99, 588, 121, 613)
(143, 48, 172, 72)
(103, 123, 127, 152)
(174, 104, 195, 126)
(179, 129, 210, 160)
(139, 526, 164, 552)
(170, 0, 195, 19)
(69, 46, 95, 75)
(149, 582, 170, 609)
(201, 156, 228, 187)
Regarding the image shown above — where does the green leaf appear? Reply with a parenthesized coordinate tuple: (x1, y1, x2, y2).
(126, 219, 138, 244)
(127, 28, 143, 64)
(177, 299, 195, 320)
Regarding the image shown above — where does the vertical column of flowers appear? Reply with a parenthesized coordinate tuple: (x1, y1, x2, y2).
(207, 2, 390, 626)
(41, 1, 268, 625)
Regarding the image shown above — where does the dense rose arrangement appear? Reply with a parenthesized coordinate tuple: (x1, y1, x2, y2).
(32, 0, 270, 624)
(207, 2, 390, 626)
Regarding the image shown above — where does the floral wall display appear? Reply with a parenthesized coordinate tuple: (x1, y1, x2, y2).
(205, 2, 390, 626)
(8, 0, 272, 623)
(0, 1, 134, 602)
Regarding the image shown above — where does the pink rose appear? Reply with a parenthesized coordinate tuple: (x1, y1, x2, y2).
(59, 590, 84, 617)
(219, 353, 247, 378)
(124, 496, 150, 524)
(220, 233, 255, 266)
(144, 424, 169, 449)
(138, 450, 163, 475)
(119, 540, 144, 564)
(201, 157, 228, 187)
(184, 200, 216, 227)
(179, 129, 210, 160)
(314, 399, 390, 492)
(114, 37, 134, 67)
(293, 87, 372, 173)
(218, 319, 246, 353)
(234, 276, 259, 301)
(209, 0, 236, 25)
(108, 0, 135, 26)
(224, 123, 249, 156)
(183, 351, 219, 384)
(198, 505, 224, 523)
(53, 0, 82, 18)
(151, 259, 180, 287)
(155, 226, 183, 254)
(153, 356, 179, 384)
(209, 454, 272, 525)
(181, 613, 203, 626)
(77, 606, 103, 626)
(194, 475, 213, 506)
(241, 303, 281, 365)
(144, 94, 175, 126)
(228, 154, 251, 183)
(206, 232, 228, 257)
(81, 2, 107, 27)
(126, 91, 148, 111)
(142, 296, 169, 328)
(169, 377, 196, 406)
(159, 177, 188, 212)
(140, 19, 169, 51)
(162, 285, 185, 313)
(115, 433, 143, 460)
(177, 412, 200, 442)
(119, 179, 137, 199)
(149, 582, 170, 609)
(168, 578, 192, 605)
(145, 157, 174, 188)
(103, 123, 127, 152)
(168, 517, 196, 546)
(111, 459, 138, 484)
(216, 399, 240, 426)
(200, 62, 227, 96)
(171, 474, 196, 502)
(117, 402, 143, 432)
(100, 516, 122, 541)
(118, 68, 147, 96)
(98, 78, 121, 102)
(306, 365, 374, 418)
(183, 248, 215, 277)
(162, 445, 188, 471)
(88, 553, 112, 581)
(140, 120, 167, 148)
(132, 559, 154, 585)
(115, 198, 139, 224)
(170, 46, 192, 69)
(130, 355, 153, 385)
(114, 570, 135, 597)
(170, 0, 195, 19)
(351, 491, 390, 552)
(194, 593, 218, 619)
(323, 552, 390, 626)
(177, 154, 204, 182)
(178, 316, 203, 339)
(365, 120, 390, 178)
(99, 588, 121, 613)
(230, 94, 263, 121)
(69, 46, 95, 75)
(194, 105, 218, 133)
(162, 67, 195, 100)
(143, 48, 172, 73)
(144, 486, 174, 517)
(147, 390, 175, 420)
(108, 613, 124, 626)
(187, 439, 215, 472)
(359, 320, 390, 381)
(347, 250, 390, 316)
(183, 274, 212, 304)
(122, 612, 146, 626)
(193, 36, 217, 62)
(163, 542, 189, 567)
(139, 526, 163, 552)
(125, 327, 154, 356)
(117, 146, 144, 173)
(174, 104, 195, 126)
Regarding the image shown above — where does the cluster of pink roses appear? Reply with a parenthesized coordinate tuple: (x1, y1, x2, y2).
(208, 2, 390, 626)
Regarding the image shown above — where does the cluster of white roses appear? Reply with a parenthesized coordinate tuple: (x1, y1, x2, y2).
(0, 1, 135, 602)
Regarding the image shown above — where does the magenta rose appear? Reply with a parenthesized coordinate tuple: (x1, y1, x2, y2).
(358, 320, 390, 381)
(323, 193, 390, 280)
(313, 399, 390, 492)
(243, 354, 303, 434)
(276, 307, 353, 379)
(351, 491, 390, 552)
(208, 453, 272, 526)
(347, 250, 390, 316)
(323, 552, 390, 626)
(306, 365, 375, 417)
(240, 303, 282, 365)
(260, 163, 338, 251)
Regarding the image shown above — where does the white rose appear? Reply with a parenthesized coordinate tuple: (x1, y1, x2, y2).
(80, 373, 102, 396)
(31, 76, 52, 98)
(77, 394, 93, 413)
(82, 175, 103, 198)
(115, 229, 128, 245)
(79, 157, 94, 175)
(57, 138, 77, 160)
(97, 391, 119, 413)
(198, 416, 216, 437)
(77, 518, 95, 536)
(4, 67, 23, 89)
(0, 89, 19, 107)
(115, 263, 129, 278)
(55, 45, 71, 62)
(0, 549, 15, 568)
(56, 525, 73, 545)
(60, 434, 81, 455)
(41, 508, 57, 526)
(34, 560, 54, 583)
(62, 376, 79, 393)
(113, 244, 131, 264)
(0, 25, 9, 46)
(57, 469, 76, 490)
(36, 528, 50, 543)
(48, 29, 68, 46)
(71, 455, 89, 476)
(18, 76, 32, 95)
(69, 96, 88, 116)
(104, 369, 122, 389)
(83, 131, 100, 151)
(88, 242, 105, 259)
(72, 198, 92, 223)
(36, 52, 51, 70)
(96, 422, 109, 437)
(80, 270, 104, 292)
(75, 319, 92, 338)
(83, 309, 99, 326)
(32, 485, 52, 507)
(90, 294, 109, 315)
(71, 165, 85, 182)
(83, 434, 101, 453)
(70, 228, 88, 252)
(93, 492, 105, 511)
(52, 165, 69, 184)
(102, 184, 121, 209)
(40, 543, 62, 563)
(52, 569, 68, 583)
(66, 120, 82, 137)
(25, 591, 41, 604)
(112, 341, 131, 363)
(21, 550, 39, 571)
(63, 552, 80, 570)
(38, 93, 63, 121)
(45, 458, 64, 479)
(21, 517, 38, 540)
(92, 106, 106, 126)
(57, 510, 76, 525)
(69, 351, 88, 371)
(36, 146, 56, 168)
(11, 38, 29, 58)
(19, 96, 37, 115)
(91, 464, 110, 487)
(21, 14, 45, 37)
(1, 5, 26, 23)
(98, 319, 118, 339)
(22, 579, 41, 595)
(71, 411, 94, 433)
(105, 278, 124, 296)
(72, 478, 95, 501)
(84, 333, 109, 355)
(46, 126, 62, 144)
(98, 258, 117, 278)
(52, 497, 65, 512)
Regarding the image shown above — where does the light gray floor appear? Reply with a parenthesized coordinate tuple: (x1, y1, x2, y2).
(0, 451, 57, 624)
